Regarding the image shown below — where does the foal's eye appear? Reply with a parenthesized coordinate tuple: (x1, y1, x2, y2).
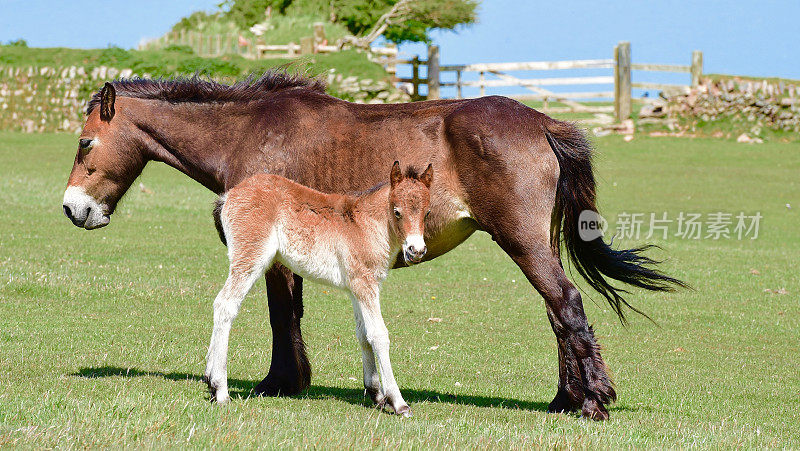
(79, 139, 93, 151)
(425, 210, 431, 219)
(394, 209, 402, 219)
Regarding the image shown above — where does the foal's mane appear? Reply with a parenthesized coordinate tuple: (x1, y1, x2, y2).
(87, 70, 327, 114)
(348, 166, 425, 198)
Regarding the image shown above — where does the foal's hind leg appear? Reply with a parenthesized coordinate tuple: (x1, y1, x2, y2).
(205, 240, 276, 403)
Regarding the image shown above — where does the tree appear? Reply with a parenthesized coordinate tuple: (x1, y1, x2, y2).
(218, 0, 479, 45)
(337, 0, 478, 46)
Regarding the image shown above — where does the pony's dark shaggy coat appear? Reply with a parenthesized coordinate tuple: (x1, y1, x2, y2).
(65, 77, 686, 420)
(87, 71, 326, 115)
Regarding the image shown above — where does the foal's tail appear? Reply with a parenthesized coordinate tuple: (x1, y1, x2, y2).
(213, 195, 227, 246)
(544, 119, 687, 323)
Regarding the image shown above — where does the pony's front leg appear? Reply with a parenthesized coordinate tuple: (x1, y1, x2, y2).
(350, 296, 383, 405)
(204, 267, 263, 403)
(351, 284, 410, 417)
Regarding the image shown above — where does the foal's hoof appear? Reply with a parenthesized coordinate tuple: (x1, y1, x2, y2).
(365, 388, 385, 406)
(581, 398, 610, 421)
(395, 405, 413, 418)
(214, 393, 231, 404)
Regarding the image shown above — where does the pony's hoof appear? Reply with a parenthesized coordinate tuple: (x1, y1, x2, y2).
(547, 388, 582, 413)
(254, 376, 302, 397)
(581, 398, 610, 421)
(395, 405, 412, 418)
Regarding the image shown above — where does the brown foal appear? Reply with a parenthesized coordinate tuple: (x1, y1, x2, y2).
(206, 162, 433, 416)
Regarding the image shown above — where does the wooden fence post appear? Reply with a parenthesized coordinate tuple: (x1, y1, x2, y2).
(456, 69, 462, 99)
(313, 22, 326, 46)
(427, 45, 440, 100)
(386, 43, 397, 77)
(479, 71, 485, 97)
(300, 36, 314, 55)
(411, 56, 420, 99)
(614, 41, 631, 122)
(691, 50, 703, 87)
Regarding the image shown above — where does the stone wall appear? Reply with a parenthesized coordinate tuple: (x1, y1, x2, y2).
(0, 65, 410, 133)
(644, 77, 800, 135)
(0, 66, 155, 133)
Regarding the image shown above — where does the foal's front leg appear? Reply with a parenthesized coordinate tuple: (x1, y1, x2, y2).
(350, 296, 383, 405)
(351, 283, 411, 417)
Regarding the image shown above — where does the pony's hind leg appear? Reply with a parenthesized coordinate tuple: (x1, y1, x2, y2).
(459, 146, 612, 419)
(205, 237, 277, 403)
(504, 243, 615, 420)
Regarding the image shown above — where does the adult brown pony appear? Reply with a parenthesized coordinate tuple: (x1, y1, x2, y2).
(62, 72, 683, 420)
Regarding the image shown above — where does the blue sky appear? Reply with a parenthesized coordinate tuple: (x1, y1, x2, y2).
(2, 0, 797, 97)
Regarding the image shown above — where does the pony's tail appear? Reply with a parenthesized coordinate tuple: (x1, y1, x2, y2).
(545, 119, 687, 324)
(212, 194, 227, 246)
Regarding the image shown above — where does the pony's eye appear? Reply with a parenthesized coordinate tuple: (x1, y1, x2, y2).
(394, 209, 401, 219)
(425, 210, 431, 219)
(79, 139, 93, 151)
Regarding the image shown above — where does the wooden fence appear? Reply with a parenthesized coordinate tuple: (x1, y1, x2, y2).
(138, 26, 398, 66)
(396, 41, 703, 121)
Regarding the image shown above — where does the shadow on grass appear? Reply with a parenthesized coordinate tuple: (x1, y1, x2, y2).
(71, 366, 257, 394)
(72, 366, 640, 414)
(302, 385, 550, 412)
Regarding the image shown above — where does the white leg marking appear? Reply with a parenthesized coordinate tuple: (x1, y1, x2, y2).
(205, 233, 277, 403)
(351, 296, 382, 404)
(352, 289, 410, 416)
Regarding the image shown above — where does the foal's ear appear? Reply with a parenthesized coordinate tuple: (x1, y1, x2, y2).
(390, 161, 402, 188)
(100, 82, 116, 122)
(420, 163, 433, 188)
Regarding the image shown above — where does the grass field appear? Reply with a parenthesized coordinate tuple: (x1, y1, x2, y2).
(0, 131, 798, 448)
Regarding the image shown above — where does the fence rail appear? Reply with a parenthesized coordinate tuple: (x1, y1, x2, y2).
(138, 27, 398, 65)
(395, 42, 703, 121)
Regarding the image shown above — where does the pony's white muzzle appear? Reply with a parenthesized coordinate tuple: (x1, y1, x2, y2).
(62, 186, 110, 229)
(402, 234, 427, 264)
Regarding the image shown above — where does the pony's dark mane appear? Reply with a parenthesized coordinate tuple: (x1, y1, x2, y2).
(87, 70, 326, 115)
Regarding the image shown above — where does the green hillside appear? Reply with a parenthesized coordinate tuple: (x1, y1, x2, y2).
(0, 44, 389, 82)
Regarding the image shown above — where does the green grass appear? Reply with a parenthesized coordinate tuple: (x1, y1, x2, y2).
(1, 132, 798, 447)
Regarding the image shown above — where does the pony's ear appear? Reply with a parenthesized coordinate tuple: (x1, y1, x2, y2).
(100, 82, 116, 122)
(419, 163, 433, 188)
(390, 161, 402, 188)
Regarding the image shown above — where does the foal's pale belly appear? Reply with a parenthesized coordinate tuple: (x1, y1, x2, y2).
(275, 232, 349, 289)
